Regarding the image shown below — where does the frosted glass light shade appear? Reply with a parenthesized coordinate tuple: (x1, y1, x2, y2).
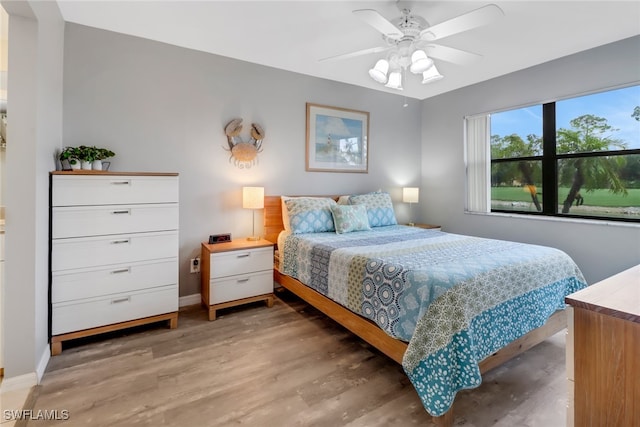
(368, 59, 389, 83)
(242, 186, 264, 209)
(385, 71, 403, 90)
(409, 50, 434, 74)
(402, 187, 419, 203)
(422, 65, 444, 84)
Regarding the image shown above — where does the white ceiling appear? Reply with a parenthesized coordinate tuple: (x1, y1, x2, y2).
(55, 1, 640, 100)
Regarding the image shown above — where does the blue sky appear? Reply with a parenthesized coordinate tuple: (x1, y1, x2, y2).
(491, 85, 640, 149)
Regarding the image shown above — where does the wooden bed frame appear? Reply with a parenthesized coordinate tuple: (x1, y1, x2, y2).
(264, 195, 567, 427)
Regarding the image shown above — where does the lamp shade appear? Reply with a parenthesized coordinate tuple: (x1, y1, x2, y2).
(409, 50, 434, 74)
(385, 71, 403, 90)
(422, 65, 444, 84)
(368, 59, 389, 83)
(402, 187, 419, 204)
(242, 186, 264, 209)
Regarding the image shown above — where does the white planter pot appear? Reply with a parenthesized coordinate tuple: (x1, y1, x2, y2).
(92, 160, 103, 170)
(70, 160, 80, 170)
(81, 160, 92, 170)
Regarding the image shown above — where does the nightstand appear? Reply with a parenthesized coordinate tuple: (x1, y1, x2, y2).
(410, 223, 441, 230)
(201, 238, 274, 320)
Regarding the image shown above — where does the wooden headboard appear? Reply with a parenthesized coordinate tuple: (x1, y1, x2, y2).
(264, 196, 285, 245)
(263, 195, 340, 246)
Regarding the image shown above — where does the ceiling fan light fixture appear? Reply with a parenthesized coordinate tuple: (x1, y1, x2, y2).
(409, 49, 434, 74)
(385, 70, 403, 90)
(368, 59, 390, 83)
(421, 65, 444, 84)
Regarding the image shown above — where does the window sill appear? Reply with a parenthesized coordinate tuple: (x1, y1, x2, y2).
(464, 210, 640, 228)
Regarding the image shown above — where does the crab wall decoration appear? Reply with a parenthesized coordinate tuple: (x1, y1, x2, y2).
(224, 118, 265, 169)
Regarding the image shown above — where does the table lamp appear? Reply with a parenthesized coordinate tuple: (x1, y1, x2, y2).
(402, 187, 419, 226)
(242, 186, 264, 241)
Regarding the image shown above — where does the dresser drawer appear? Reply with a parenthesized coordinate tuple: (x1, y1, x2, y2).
(52, 175, 178, 206)
(52, 204, 178, 238)
(210, 246, 273, 279)
(52, 258, 178, 303)
(209, 270, 273, 304)
(52, 285, 178, 335)
(52, 231, 178, 271)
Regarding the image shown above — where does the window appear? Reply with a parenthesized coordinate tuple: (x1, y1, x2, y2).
(466, 84, 640, 222)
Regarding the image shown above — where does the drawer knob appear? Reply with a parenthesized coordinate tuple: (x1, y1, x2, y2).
(111, 210, 131, 215)
(110, 181, 131, 185)
(236, 253, 250, 258)
(237, 278, 250, 283)
(111, 296, 131, 304)
(111, 268, 131, 274)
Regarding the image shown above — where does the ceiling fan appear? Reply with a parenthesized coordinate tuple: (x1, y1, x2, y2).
(320, 2, 504, 89)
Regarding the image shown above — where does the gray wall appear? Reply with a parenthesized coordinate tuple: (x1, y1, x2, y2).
(2, 0, 64, 379)
(62, 24, 423, 297)
(420, 36, 640, 284)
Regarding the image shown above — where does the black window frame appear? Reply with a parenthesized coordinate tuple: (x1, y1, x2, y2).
(491, 101, 640, 223)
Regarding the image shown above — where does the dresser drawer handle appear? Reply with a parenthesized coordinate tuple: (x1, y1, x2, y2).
(111, 239, 130, 244)
(111, 297, 131, 304)
(237, 278, 250, 283)
(110, 181, 131, 185)
(111, 210, 131, 215)
(111, 268, 131, 274)
(236, 253, 250, 258)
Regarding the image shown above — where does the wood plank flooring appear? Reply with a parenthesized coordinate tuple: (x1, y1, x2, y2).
(23, 290, 569, 427)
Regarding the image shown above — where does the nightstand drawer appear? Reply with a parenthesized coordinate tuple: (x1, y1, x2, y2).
(52, 258, 178, 303)
(209, 270, 273, 304)
(52, 175, 178, 206)
(52, 284, 178, 335)
(210, 246, 273, 279)
(52, 204, 178, 238)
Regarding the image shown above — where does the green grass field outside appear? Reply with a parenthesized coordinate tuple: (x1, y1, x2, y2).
(491, 187, 640, 207)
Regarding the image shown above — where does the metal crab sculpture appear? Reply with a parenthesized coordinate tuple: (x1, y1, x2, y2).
(224, 118, 265, 169)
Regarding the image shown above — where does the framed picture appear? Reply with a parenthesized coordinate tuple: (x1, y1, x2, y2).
(306, 103, 369, 173)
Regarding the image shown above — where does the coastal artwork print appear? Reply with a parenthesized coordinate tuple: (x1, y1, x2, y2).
(306, 103, 369, 173)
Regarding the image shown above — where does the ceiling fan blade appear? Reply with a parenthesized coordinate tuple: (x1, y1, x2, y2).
(419, 4, 504, 41)
(353, 9, 403, 40)
(424, 44, 483, 66)
(318, 46, 389, 62)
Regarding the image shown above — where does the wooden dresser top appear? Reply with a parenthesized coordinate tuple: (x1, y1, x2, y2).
(565, 264, 640, 324)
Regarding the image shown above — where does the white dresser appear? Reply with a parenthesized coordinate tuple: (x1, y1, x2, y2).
(50, 171, 179, 355)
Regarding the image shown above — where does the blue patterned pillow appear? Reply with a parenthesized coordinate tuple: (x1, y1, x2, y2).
(348, 191, 398, 227)
(330, 204, 371, 234)
(284, 197, 336, 234)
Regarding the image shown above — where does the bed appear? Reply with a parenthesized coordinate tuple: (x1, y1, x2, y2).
(264, 194, 586, 426)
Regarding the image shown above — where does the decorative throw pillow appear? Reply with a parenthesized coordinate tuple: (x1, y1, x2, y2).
(330, 204, 371, 234)
(284, 197, 337, 234)
(348, 191, 398, 227)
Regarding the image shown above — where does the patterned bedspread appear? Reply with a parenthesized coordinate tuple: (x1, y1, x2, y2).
(280, 225, 586, 416)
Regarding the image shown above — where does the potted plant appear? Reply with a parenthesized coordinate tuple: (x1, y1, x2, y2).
(92, 147, 115, 170)
(59, 146, 81, 170)
(76, 145, 97, 170)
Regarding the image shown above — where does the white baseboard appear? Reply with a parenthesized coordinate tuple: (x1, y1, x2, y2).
(36, 345, 50, 383)
(179, 293, 201, 307)
(0, 371, 37, 392)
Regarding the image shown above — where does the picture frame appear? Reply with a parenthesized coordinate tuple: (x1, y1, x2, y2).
(306, 103, 369, 173)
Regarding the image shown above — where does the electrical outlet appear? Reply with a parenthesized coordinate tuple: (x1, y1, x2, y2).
(190, 257, 200, 273)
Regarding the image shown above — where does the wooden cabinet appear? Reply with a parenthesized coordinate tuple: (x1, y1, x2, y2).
(565, 264, 640, 427)
(50, 171, 179, 355)
(201, 239, 274, 321)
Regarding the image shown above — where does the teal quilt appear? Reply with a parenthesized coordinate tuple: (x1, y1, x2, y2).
(281, 225, 586, 416)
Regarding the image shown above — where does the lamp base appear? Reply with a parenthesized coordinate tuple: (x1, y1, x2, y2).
(408, 222, 415, 227)
(246, 236, 260, 241)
